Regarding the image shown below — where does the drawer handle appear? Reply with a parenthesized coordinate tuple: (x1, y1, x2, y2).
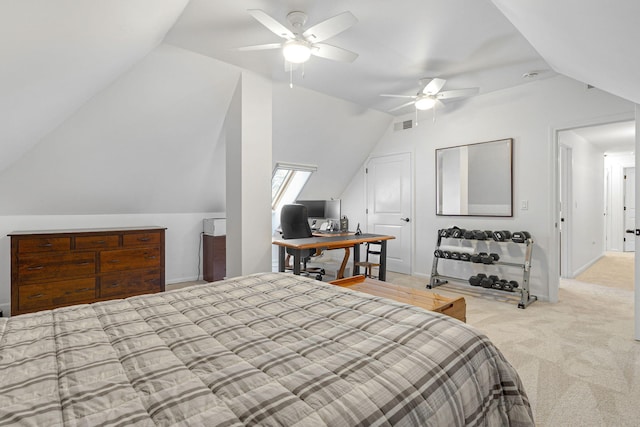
(28, 293, 45, 299)
(27, 265, 44, 271)
(107, 283, 120, 288)
(145, 256, 157, 260)
(138, 237, 151, 242)
(77, 288, 92, 292)
(38, 243, 53, 248)
(95, 240, 106, 244)
(108, 259, 120, 264)
(76, 261, 91, 266)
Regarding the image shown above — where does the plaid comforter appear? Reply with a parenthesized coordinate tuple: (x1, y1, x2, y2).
(0, 272, 534, 426)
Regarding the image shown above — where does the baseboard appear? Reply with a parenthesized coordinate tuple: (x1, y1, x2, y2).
(167, 275, 201, 285)
(570, 253, 604, 278)
(0, 303, 10, 317)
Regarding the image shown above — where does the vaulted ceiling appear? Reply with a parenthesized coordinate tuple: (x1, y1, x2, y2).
(1, 0, 638, 213)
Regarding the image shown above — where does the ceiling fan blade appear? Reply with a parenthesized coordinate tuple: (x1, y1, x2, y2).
(303, 11, 357, 43)
(247, 9, 295, 39)
(388, 101, 415, 112)
(436, 87, 479, 99)
(311, 43, 358, 62)
(236, 43, 282, 51)
(380, 94, 417, 99)
(423, 78, 446, 95)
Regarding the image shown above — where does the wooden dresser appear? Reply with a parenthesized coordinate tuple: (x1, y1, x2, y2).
(9, 226, 166, 316)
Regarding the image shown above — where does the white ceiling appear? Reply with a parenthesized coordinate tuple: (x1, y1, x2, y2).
(570, 121, 636, 154)
(2, 0, 639, 178)
(165, 0, 555, 114)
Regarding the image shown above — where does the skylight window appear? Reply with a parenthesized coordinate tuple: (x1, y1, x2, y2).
(271, 162, 317, 211)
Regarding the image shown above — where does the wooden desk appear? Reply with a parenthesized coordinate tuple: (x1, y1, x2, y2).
(330, 275, 466, 322)
(272, 233, 395, 281)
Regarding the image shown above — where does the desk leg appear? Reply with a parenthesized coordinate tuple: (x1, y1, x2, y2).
(379, 241, 388, 281)
(338, 247, 350, 279)
(278, 246, 286, 272)
(352, 243, 360, 275)
(293, 250, 301, 275)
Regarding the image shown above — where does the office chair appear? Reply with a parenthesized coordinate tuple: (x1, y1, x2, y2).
(280, 204, 325, 280)
(355, 241, 382, 279)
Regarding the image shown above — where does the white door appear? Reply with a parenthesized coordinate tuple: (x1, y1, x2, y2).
(559, 144, 572, 277)
(624, 167, 636, 252)
(366, 153, 412, 274)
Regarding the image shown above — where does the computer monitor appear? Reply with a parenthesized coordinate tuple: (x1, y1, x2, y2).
(295, 199, 341, 220)
(324, 199, 341, 220)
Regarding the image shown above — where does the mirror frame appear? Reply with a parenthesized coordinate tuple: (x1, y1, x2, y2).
(435, 138, 513, 217)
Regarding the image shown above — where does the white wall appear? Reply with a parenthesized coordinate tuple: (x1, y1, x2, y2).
(342, 75, 634, 302)
(558, 130, 606, 276)
(0, 212, 224, 315)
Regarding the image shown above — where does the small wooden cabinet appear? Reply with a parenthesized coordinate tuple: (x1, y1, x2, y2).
(9, 226, 165, 316)
(203, 235, 226, 282)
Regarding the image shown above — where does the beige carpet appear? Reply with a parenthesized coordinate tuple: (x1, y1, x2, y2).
(576, 251, 634, 291)
(168, 273, 640, 426)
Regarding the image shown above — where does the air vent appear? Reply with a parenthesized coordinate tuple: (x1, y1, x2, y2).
(394, 119, 413, 131)
(587, 84, 595, 89)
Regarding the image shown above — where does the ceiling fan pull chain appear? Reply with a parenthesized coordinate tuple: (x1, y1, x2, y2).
(302, 62, 305, 80)
(289, 64, 293, 88)
(415, 108, 419, 127)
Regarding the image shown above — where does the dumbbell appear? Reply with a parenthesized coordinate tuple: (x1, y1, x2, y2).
(474, 230, 489, 240)
(450, 252, 461, 260)
(439, 228, 451, 238)
(492, 230, 512, 241)
(470, 252, 487, 263)
(463, 229, 476, 239)
(442, 250, 452, 259)
(502, 280, 519, 291)
(450, 228, 466, 238)
(481, 253, 500, 264)
(492, 279, 508, 290)
(459, 252, 471, 262)
(469, 273, 487, 287)
(511, 231, 532, 243)
(434, 249, 443, 258)
(480, 276, 495, 288)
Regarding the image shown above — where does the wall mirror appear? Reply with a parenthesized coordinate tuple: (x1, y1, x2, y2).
(436, 138, 513, 216)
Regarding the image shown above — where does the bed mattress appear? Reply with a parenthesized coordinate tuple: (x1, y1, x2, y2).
(0, 272, 533, 426)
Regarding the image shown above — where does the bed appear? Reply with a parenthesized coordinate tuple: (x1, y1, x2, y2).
(0, 272, 534, 426)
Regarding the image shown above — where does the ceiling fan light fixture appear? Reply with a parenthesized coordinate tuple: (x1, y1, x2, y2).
(415, 96, 436, 110)
(283, 40, 311, 63)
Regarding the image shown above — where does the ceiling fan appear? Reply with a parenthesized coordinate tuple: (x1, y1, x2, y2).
(237, 9, 359, 66)
(382, 78, 479, 112)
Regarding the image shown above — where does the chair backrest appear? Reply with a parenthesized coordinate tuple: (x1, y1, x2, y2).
(280, 204, 313, 239)
(365, 241, 382, 261)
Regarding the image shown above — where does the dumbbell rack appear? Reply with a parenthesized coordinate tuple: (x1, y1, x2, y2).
(428, 232, 537, 309)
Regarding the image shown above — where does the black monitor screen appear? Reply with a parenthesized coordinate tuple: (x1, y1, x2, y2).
(294, 200, 341, 219)
(295, 200, 326, 218)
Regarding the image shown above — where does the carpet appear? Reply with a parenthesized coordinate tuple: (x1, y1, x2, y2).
(575, 251, 634, 291)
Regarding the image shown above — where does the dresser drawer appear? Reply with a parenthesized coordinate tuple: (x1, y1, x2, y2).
(18, 252, 96, 282)
(18, 237, 71, 254)
(123, 232, 161, 247)
(100, 247, 161, 273)
(18, 278, 96, 313)
(100, 270, 162, 298)
(75, 234, 120, 250)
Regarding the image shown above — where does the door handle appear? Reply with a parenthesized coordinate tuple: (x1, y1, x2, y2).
(626, 229, 635, 234)
(400, 217, 410, 223)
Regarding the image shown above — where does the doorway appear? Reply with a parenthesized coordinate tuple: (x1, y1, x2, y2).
(556, 120, 635, 289)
